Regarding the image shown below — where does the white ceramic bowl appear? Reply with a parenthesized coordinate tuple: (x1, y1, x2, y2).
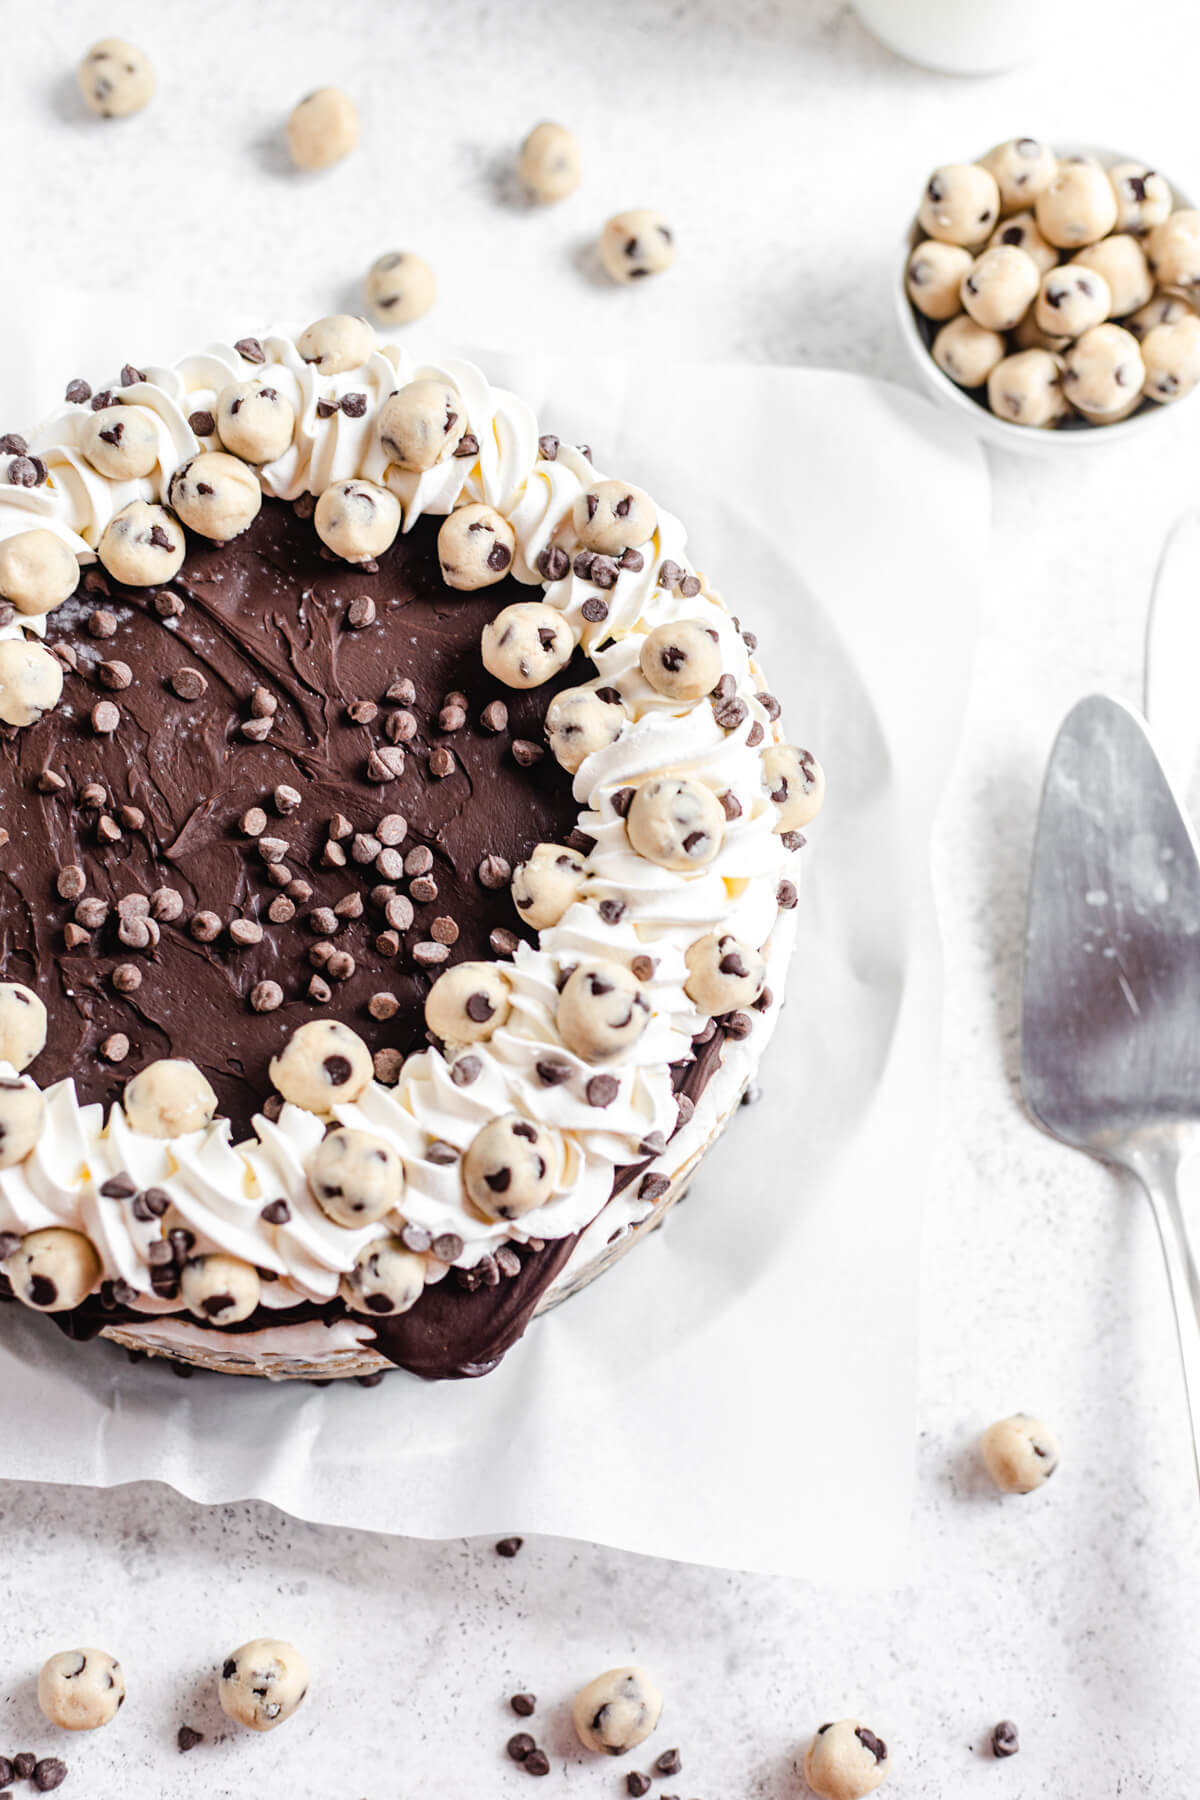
(896, 143, 1196, 455)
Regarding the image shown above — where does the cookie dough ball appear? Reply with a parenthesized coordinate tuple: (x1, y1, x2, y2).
(627, 775, 725, 870)
(980, 138, 1057, 214)
(599, 209, 675, 283)
(123, 1058, 218, 1137)
(217, 381, 296, 465)
(437, 503, 515, 590)
(1108, 162, 1172, 235)
(180, 1252, 261, 1324)
(1062, 324, 1145, 418)
(314, 478, 401, 563)
(572, 1667, 663, 1757)
(219, 1639, 309, 1732)
(638, 619, 722, 702)
(269, 1020, 373, 1114)
(0, 982, 47, 1070)
(0, 639, 63, 728)
(0, 1075, 45, 1166)
(481, 601, 576, 688)
(557, 961, 651, 1061)
(365, 251, 436, 326)
(763, 744, 825, 831)
(987, 211, 1058, 275)
(1012, 310, 1071, 355)
(463, 1113, 560, 1220)
(1147, 209, 1200, 294)
(1073, 235, 1153, 318)
(573, 481, 657, 554)
(931, 315, 1005, 388)
(77, 38, 154, 118)
(380, 383, 465, 476)
(1034, 264, 1110, 338)
(804, 1720, 891, 1800)
(519, 121, 582, 203)
(987, 350, 1067, 429)
(981, 1412, 1060, 1493)
(297, 313, 375, 377)
(545, 686, 626, 774)
(425, 961, 512, 1045)
(0, 529, 79, 617)
(1036, 157, 1118, 248)
(97, 500, 185, 586)
(37, 1648, 125, 1732)
(340, 1235, 425, 1315)
(308, 1128, 405, 1227)
(3, 1228, 100, 1312)
(1142, 315, 1200, 401)
(960, 245, 1039, 332)
(1128, 291, 1197, 338)
(80, 404, 159, 479)
(917, 164, 1000, 246)
(286, 86, 359, 171)
(169, 452, 262, 542)
(684, 931, 766, 1015)
(512, 842, 587, 930)
(905, 241, 972, 321)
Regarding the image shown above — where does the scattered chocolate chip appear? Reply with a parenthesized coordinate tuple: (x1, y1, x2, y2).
(274, 783, 302, 814)
(781, 829, 806, 852)
(538, 433, 560, 460)
(177, 1724, 204, 1753)
(322, 840, 348, 869)
(385, 708, 417, 745)
(430, 914, 459, 945)
(189, 910, 222, 943)
(507, 1733, 536, 1763)
(308, 974, 332, 1003)
(375, 847, 405, 881)
(287, 877, 313, 902)
(433, 1231, 465, 1262)
(97, 658, 133, 691)
(724, 1010, 753, 1039)
(373, 1046, 404, 1085)
(229, 918, 264, 947)
(119, 805, 145, 831)
(991, 1721, 1019, 1759)
(90, 700, 121, 736)
(13, 1754, 36, 1781)
(170, 666, 207, 700)
(326, 950, 355, 982)
(490, 927, 520, 957)
(598, 899, 625, 924)
(654, 1749, 682, 1776)
(37, 768, 67, 793)
(347, 596, 377, 630)
(56, 863, 86, 900)
(581, 596, 609, 623)
(99, 1173, 136, 1199)
(610, 786, 635, 818)
(385, 676, 416, 704)
(32, 1758, 68, 1791)
(240, 716, 274, 742)
(96, 815, 122, 845)
(523, 1749, 550, 1777)
(713, 696, 748, 730)
(454, 432, 480, 458)
(385, 895, 415, 931)
(627, 1774, 652, 1796)
(478, 854, 512, 890)
(511, 739, 544, 767)
(340, 391, 368, 418)
(334, 891, 364, 920)
(249, 685, 277, 719)
(405, 844, 433, 876)
(100, 1033, 130, 1063)
(450, 1055, 482, 1088)
(75, 896, 109, 929)
(367, 747, 406, 782)
(410, 874, 438, 903)
(316, 396, 338, 420)
(586, 1074, 619, 1107)
(429, 746, 456, 779)
(368, 991, 399, 1021)
(65, 379, 92, 404)
(720, 790, 742, 821)
(439, 693, 468, 732)
(247, 980, 283, 1013)
(639, 1172, 670, 1201)
(112, 962, 142, 994)
(619, 547, 644, 571)
(412, 939, 450, 967)
(536, 1057, 571, 1087)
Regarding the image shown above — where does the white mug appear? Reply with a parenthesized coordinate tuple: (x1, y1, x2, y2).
(854, 0, 1073, 74)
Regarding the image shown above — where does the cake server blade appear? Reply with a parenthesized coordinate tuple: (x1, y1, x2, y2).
(1145, 507, 1200, 805)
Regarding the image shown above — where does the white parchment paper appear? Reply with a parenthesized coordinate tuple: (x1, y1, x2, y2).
(0, 289, 988, 1584)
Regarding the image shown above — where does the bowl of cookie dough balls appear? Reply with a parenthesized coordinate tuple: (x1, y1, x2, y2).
(898, 138, 1200, 451)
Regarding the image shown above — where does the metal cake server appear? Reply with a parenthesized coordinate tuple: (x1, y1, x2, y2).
(1022, 693, 1200, 1492)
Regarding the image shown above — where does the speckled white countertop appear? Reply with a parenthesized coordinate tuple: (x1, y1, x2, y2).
(2, 0, 1200, 1793)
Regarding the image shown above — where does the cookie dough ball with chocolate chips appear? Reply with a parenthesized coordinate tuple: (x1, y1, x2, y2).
(365, 251, 437, 326)
(0, 529, 79, 617)
(378, 378, 466, 470)
(960, 245, 1040, 332)
(1012, 310, 1072, 355)
(512, 842, 587, 930)
(1063, 324, 1145, 420)
(626, 775, 726, 870)
(1034, 264, 1110, 339)
(763, 744, 825, 832)
(217, 380, 296, 464)
(545, 686, 626, 774)
(1142, 315, 1200, 401)
(297, 314, 376, 376)
(286, 86, 359, 171)
(1073, 234, 1153, 319)
(639, 618, 722, 702)
(97, 500, 185, 586)
(981, 1412, 1060, 1493)
(219, 1639, 310, 1732)
(1035, 157, 1118, 248)
(437, 503, 515, 590)
(987, 350, 1067, 429)
(80, 404, 159, 479)
(599, 209, 675, 283)
(0, 638, 63, 728)
(180, 1252, 261, 1324)
(931, 315, 1006, 389)
(340, 1235, 425, 1315)
(917, 164, 1000, 246)
(123, 1058, 218, 1137)
(519, 121, 582, 203)
(308, 1128, 405, 1227)
(77, 38, 154, 118)
(1109, 161, 1173, 235)
(314, 478, 401, 563)
(804, 1720, 891, 1800)
(38, 1649, 125, 1732)
(573, 481, 657, 555)
(269, 1020, 373, 1114)
(425, 961, 512, 1046)
(3, 1228, 100, 1312)
(1147, 209, 1200, 294)
(0, 1076, 45, 1167)
(987, 211, 1058, 275)
(572, 1667, 663, 1757)
(169, 452, 262, 541)
(905, 241, 972, 321)
(1129, 291, 1197, 338)
(481, 601, 577, 689)
(557, 961, 651, 1061)
(0, 982, 47, 1070)
(463, 1113, 560, 1220)
(980, 137, 1057, 214)
(684, 931, 766, 1015)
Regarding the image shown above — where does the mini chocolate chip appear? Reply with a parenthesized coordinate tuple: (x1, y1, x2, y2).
(433, 1231, 465, 1262)
(490, 927, 520, 956)
(340, 391, 368, 417)
(177, 1725, 205, 1753)
(170, 666, 207, 700)
(597, 898, 625, 924)
(99, 1173, 137, 1198)
(188, 409, 215, 437)
(97, 658, 132, 691)
(112, 962, 142, 994)
(478, 854, 511, 889)
(537, 545, 569, 582)
(511, 739, 544, 767)
(536, 1057, 571, 1087)
(538, 433, 559, 460)
(654, 1749, 682, 1776)
(368, 992, 399, 1021)
(454, 432, 480, 458)
(367, 747, 406, 783)
(409, 874, 438, 903)
(154, 590, 184, 619)
(56, 863, 86, 900)
(450, 1054, 482, 1087)
(611, 786, 635, 817)
(991, 1721, 1019, 1759)
(347, 596, 377, 629)
(429, 746, 455, 779)
(507, 1733, 536, 1763)
(581, 597, 609, 623)
(480, 699, 509, 733)
(627, 1775, 651, 1796)
(274, 784, 302, 814)
(412, 939, 450, 967)
(640, 1172, 670, 1200)
(65, 379, 93, 404)
(13, 1754, 36, 1781)
(91, 700, 120, 735)
(511, 1692, 537, 1717)
(586, 1074, 619, 1107)
(240, 716, 274, 742)
(189, 910, 222, 942)
(33, 1757, 68, 1791)
(524, 1749, 550, 1777)
(385, 676, 416, 704)
(385, 895, 415, 931)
